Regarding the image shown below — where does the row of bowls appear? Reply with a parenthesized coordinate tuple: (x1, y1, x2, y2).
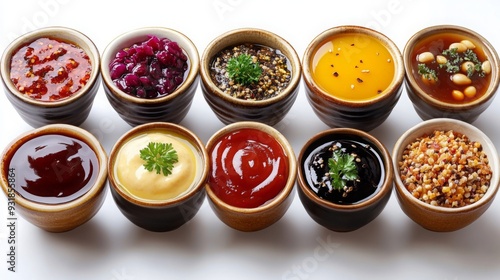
(1, 25, 499, 130)
(1, 25, 499, 234)
(1, 118, 498, 234)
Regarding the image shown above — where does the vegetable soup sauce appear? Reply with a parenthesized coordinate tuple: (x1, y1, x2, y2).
(411, 33, 491, 103)
(312, 33, 395, 101)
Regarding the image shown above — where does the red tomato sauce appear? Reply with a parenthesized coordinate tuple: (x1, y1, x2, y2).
(208, 128, 289, 208)
(9, 37, 92, 101)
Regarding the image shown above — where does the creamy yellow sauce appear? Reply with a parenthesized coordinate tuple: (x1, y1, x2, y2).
(312, 33, 395, 101)
(114, 131, 200, 201)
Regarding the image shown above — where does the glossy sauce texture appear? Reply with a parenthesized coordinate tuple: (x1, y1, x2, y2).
(303, 139, 383, 204)
(10, 37, 92, 101)
(8, 134, 98, 204)
(312, 33, 394, 100)
(411, 33, 490, 103)
(209, 128, 288, 208)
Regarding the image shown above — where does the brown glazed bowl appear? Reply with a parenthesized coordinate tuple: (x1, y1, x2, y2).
(0, 124, 108, 232)
(200, 28, 301, 126)
(297, 128, 393, 232)
(392, 118, 500, 232)
(101, 27, 200, 127)
(302, 25, 404, 131)
(403, 25, 500, 123)
(205, 121, 297, 231)
(0, 26, 101, 128)
(108, 122, 209, 232)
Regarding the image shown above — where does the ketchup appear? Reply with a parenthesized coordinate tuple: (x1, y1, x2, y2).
(209, 128, 289, 208)
(8, 134, 98, 204)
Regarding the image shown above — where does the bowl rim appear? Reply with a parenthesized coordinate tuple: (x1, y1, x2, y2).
(296, 127, 394, 210)
(0, 124, 108, 212)
(392, 118, 500, 213)
(199, 27, 302, 107)
(403, 24, 500, 110)
(301, 25, 405, 107)
(0, 26, 101, 107)
(107, 122, 209, 207)
(204, 121, 297, 214)
(100, 26, 200, 104)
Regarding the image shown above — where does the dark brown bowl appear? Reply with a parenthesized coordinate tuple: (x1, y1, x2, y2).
(0, 124, 108, 232)
(200, 28, 301, 126)
(297, 128, 393, 232)
(0, 26, 101, 128)
(101, 27, 200, 127)
(403, 25, 500, 123)
(302, 26, 404, 131)
(108, 122, 209, 232)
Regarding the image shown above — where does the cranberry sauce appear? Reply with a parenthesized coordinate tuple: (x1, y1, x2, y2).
(209, 128, 289, 208)
(8, 134, 98, 204)
(302, 136, 384, 205)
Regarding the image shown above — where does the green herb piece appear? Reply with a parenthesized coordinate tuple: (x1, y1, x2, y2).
(139, 142, 178, 177)
(418, 63, 438, 81)
(328, 149, 359, 192)
(226, 54, 262, 85)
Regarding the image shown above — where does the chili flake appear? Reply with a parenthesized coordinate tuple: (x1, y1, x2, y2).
(10, 37, 92, 101)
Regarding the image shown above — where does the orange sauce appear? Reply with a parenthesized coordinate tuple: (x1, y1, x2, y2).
(312, 33, 395, 101)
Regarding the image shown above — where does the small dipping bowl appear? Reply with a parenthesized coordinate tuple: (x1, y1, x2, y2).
(200, 28, 301, 126)
(302, 25, 404, 131)
(0, 124, 108, 232)
(392, 118, 500, 232)
(0, 26, 101, 127)
(297, 128, 393, 232)
(108, 122, 209, 232)
(403, 25, 500, 123)
(101, 27, 200, 126)
(205, 121, 297, 231)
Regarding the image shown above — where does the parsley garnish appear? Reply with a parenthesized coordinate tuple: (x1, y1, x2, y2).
(418, 63, 438, 81)
(328, 149, 359, 192)
(226, 54, 262, 85)
(139, 142, 178, 176)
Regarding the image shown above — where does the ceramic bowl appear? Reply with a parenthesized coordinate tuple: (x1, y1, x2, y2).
(403, 25, 500, 123)
(205, 121, 297, 231)
(392, 118, 500, 232)
(200, 28, 301, 126)
(297, 128, 393, 232)
(0, 124, 108, 232)
(108, 122, 209, 232)
(0, 26, 101, 128)
(302, 25, 404, 131)
(101, 27, 200, 127)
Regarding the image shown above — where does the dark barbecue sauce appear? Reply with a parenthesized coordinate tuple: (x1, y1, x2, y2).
(8, 134, 98, 204)
(303, 139, 384, 204)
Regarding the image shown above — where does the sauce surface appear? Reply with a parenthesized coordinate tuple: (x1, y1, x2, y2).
(303, 138, 383, 204)
(410, 33, 491, 104)
(8, 134, 98, 204)
(10, 37, 92, 101)
(312, 33, 394, 101)
(114, 131, 200, 201)
(209, 128, 289, 208)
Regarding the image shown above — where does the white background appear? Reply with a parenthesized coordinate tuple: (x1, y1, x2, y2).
(1, 0, 500, 279)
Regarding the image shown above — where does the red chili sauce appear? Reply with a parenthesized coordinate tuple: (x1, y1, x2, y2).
(9, 37, 92, 101)
(8, 134, 99, 204)
(208, 128, 289, 208)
